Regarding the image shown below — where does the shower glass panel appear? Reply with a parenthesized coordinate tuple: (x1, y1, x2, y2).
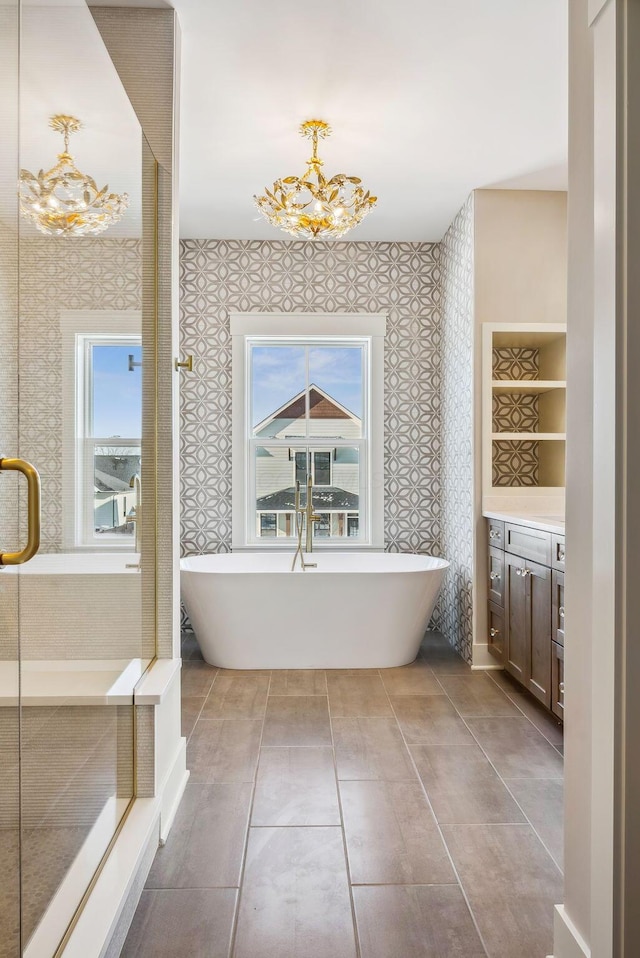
(0, 0, 21, 955)
(7, 1, 157, 954)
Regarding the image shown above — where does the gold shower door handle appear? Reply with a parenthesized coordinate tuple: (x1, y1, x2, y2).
(174, 355, 193, 372)
(0, 457, 41, 565)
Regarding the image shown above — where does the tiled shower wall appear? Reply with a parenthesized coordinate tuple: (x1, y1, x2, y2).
(440, 197, 475, 662)
(19, 237, 142, 553)
(179, 240, 443, 562)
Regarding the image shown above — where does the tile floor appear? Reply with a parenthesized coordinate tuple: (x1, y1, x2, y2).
(122, 632, 564, 958)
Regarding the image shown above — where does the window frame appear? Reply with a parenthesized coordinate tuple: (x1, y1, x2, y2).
(61, 311, 142, 551)
(231, 313, 386, 551)
(77, 334, 142, 548)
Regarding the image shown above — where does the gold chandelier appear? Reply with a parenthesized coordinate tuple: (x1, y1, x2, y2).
(254, 119, 377, 240)
(19, 114, 129, 237)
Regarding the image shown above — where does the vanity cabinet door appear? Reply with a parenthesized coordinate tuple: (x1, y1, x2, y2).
(488, 519, 505, 548)
(551, 641, 565, 720)
(552, 571, 565, 647)
(527, 560, 552, 708)
(505, 553, 527, 683)
(505, 554, 552, 707)
(552, 535, 566, 571)
(488, 547, 505, 606)
(488, 601, 506, 664)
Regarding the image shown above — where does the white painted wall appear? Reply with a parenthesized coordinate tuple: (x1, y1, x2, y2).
(469, 190, 568, 669)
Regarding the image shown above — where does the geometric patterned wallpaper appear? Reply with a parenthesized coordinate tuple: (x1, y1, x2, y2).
(439, 196, 475, 663)
(492, 393, 539, 432)
(493, 440, 539, 487)
(179, 239, 443, 565)
(492, 346, 539, 380)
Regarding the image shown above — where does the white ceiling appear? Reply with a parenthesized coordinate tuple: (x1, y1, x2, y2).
(174, 0, 568, 241)
(13, 0, 568, 244)
(15, 0, 142, 238)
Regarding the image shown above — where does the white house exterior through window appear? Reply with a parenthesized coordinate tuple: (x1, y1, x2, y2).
(231, 313, 386, 550)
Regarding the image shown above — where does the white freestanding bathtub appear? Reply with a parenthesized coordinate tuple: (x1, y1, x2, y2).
(180, 552, 449, 669)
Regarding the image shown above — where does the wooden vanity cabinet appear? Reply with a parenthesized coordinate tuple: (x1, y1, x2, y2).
(487, 518, 563, 716)
(504, 553, 552, 706)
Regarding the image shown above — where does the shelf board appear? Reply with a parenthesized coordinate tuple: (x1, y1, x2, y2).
(492, 380, 566, 394)
(492, 433, 566, 442)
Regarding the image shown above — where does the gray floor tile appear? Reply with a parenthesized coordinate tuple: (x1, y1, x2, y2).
(233, 827, 357, 958)
(262, 695, 332, 746)
(187, 720, 263, 784)
(181, 662, 218, 697)
(181, 696, 204, 740)
(121, 888, 236, 958)
(146, 783, 251, 888)
(410, 743, 527, 824)
(505, 778, 564, 870)
(201, 673, 270, 720)
(379, 659, 442, 695)
(466, 717, 564, 779)
(438, 673, 521, 717)
(390, 694, 475, 745)
(509, 692, 565, 753)
(442, 823, 563, 958)
(252, 747, 340, 826)
(332, 717, 417, 781)
(326, 673, 393, 717)
(340, 780, 455, 884)
(353, 884, 486, 958)
(268, 670, 327, 695)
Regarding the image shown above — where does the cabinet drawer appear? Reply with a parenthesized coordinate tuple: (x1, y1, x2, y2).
(552, 534, 566, 571)
(551, 640, 565, 720)
(552, 570, 565, 647)
(488, 547, 505, 606)
(488, 601, 506, 664)
(505, 523, 552, 566)
(488, 519, 505, 547)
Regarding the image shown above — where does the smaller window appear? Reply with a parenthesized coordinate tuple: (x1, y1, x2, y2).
(259, 513, 277, 537)
(313, 451, 332, 486)
(294, 450, 307, 485)
(78, 335, 142, 547)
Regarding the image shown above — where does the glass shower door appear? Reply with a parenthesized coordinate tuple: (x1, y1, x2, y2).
(0, 0, 21, 955)
(9, 1, 155, 953)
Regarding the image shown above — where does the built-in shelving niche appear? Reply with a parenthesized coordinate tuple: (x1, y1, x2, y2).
(483, 325, 567, 495)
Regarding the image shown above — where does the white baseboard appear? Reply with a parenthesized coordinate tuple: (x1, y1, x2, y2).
(551, 904, 591, 958)
(159, 737, 189, 844)
(471, 643, 504, 670)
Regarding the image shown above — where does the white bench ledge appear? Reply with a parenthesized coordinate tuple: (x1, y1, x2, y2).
(134, 657, 181, 705)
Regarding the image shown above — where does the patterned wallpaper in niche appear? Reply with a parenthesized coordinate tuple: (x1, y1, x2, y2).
(179, 239, 443, 562)
(493, 440, 539, 487)
(492, 393, 539, 432)
(440, 196, 474, 663)
(492, 347, 539, 380)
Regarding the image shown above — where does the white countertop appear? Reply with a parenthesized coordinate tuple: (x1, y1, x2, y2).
(483, 510, 565, 535)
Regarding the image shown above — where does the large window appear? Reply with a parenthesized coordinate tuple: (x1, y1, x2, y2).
(232, 313, 386, 549)
(77, 335, 142, 546)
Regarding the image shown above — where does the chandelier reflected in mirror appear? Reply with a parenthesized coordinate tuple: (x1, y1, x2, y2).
(254, 119, 377, 240)
(19, 114, 129, 237)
